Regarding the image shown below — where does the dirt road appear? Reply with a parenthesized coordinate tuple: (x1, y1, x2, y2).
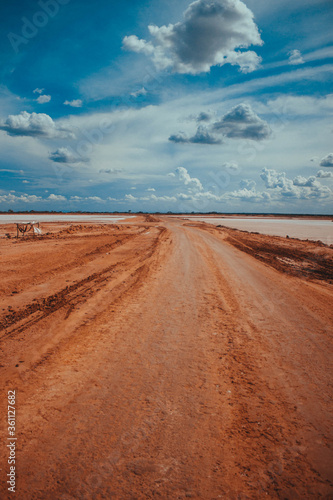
(0, 217, 332, 499)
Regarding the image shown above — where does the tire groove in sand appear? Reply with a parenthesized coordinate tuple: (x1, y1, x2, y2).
(0, 226, 153, 335)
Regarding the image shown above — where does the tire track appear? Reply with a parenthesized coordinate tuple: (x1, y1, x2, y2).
(0, 227, 166, 340)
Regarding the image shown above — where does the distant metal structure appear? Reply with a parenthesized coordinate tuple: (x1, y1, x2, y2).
(16, 221, 42, 239)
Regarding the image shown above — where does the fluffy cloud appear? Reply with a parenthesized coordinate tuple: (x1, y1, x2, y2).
(33, 88, 44, 94)
(122, 35, 154, 55)
(261, 168, 331, 199)
(0, 192, 107, 205)
(176, 167, 203, 191)
(174, 179, 270, 204)
(123, 0, 263, 75)
(225, 188, 270, 202)
(0, 193, 43, 204)
(124, 193, 176, 203)
(213, 103, 271, 140)
(67, 165, 333, 207)
(188, 126, 223, 144)
(139, 194, 177, 202)
(69, 196, 103, 202)
(168, 132, 189, 143)
(170, 103, 269, 145)
(293, 175, 319, 187)
(185, 111, 215, 123)
(169, 126, 222, 145)
(86, 196, 103, 202)
(36, 95, 51, 104)
(48, 194, 66, 201)
(320, 153, 333, 167)
(260, 168, 290, 189)
(316, 170, 333, 178)
(49, 148, 88, 164)
(288, 49, 304, 65)
(179, 168, 332, 205)
(125, 194, 137, 201)
(64, 99, 83, 108)
(0, 111, 75, 139)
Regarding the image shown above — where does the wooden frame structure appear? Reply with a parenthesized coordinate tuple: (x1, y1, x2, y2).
(16, 221, 42, 239)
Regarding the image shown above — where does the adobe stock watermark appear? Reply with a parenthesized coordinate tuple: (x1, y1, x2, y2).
(8, 0, 71, 54)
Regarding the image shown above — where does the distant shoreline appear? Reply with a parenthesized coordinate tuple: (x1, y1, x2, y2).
(1, 211, 332, 219)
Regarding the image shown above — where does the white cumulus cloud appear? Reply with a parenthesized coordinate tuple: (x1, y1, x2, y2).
(293, 175, 319, 188)
(316, 170, 333, 178)
(213, 103, 271, 140)
(125, 194, 137, 201)
(0, 193, 43, 204)
(170, 103, 271, 145)
(225, 188, 270, 202)
(260, 168, 331, 200)
(64, 99, 83, 108)
(36, 95, 51, 104)
(0, 111, 75, 139)
(48, 194, 67, 201)
(288, 49, 304, 65)
(320, 153, 333, 167)
(169, 126, 222, 144)
(86, 196, 103, 202)
(176, 167, 203, 191)
(123, 0, 263, 75)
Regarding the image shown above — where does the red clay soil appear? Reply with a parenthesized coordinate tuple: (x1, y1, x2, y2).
(0, 217, 332, 499)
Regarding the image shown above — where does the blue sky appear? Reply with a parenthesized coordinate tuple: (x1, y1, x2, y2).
(0, 0, 333, 213)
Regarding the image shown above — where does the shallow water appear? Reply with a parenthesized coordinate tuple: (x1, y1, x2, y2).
(185, 217, 333, 244)
(1, 214, 332, 244)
